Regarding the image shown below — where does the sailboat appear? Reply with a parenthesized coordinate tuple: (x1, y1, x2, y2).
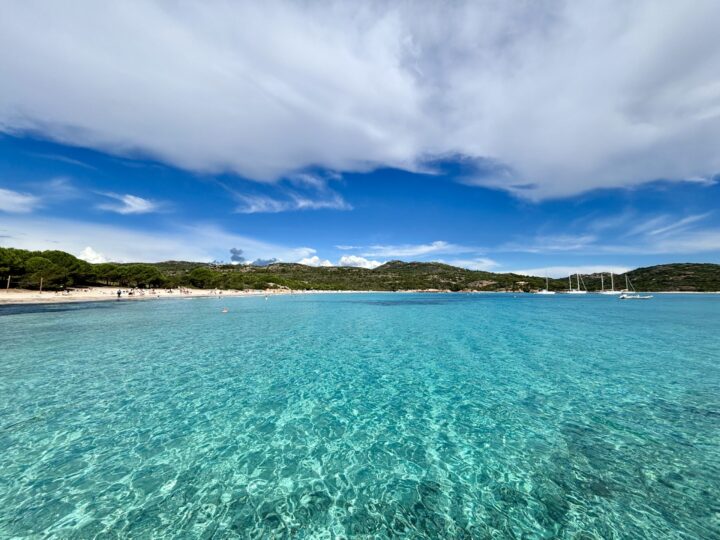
(619, 275, 653, 300)
(566, 273, 588, 294)
(600, 272, 621, 295)
(536, 276, 556, 295)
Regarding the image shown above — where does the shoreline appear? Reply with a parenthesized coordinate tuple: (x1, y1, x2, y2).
(1, 287, 719, 306)
(0, 287, 375, 306)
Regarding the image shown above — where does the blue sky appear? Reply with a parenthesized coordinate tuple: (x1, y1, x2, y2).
(1, 2, 720, 276)
(2, 134, 718, 276)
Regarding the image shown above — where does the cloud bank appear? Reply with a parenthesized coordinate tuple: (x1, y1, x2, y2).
(298, 255, 333, 267)
(338, 255, 384, 269)
(0, 216, 317, 264)
(2, 1, 720, 198)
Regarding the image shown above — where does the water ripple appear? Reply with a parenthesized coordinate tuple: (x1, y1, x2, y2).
(1, 293, 719, 538)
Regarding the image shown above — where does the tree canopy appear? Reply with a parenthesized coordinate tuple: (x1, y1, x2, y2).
(1, 247, 718, 291)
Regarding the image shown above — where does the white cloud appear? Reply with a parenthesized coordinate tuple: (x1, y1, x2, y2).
(510, 266, 632, 279)
(0, 179, 81, 214)
(78, 246, 107, 263)
(501, 235, 598, 254)
(681, 176, 718, 186)
(28, 153, 96, 170)
(0, 216, 317, 263)
(338, 255, 384, 269)
(500, 212, 720, 256)
(2, 2, 720, 198)
(362, 240, 476, 258)
(605, 229, 720, 255)
(232, 173, 352, 213)
(42, 177, 82, 201)
(235, 192, 350, 214)
(607, 212, 720, 255)
(0, 187, 41, 213)
(97, 193, 160, 214)
(643, 213, 712, 237)
(442, 257, 500, 271)
(288, 173, 332, 190)
(298, 255, 333, 267)
(234, 195, 289, 214)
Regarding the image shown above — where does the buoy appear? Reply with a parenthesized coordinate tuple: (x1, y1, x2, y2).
(221, 308, 229, 313)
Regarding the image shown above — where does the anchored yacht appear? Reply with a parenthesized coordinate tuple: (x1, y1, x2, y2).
(619, 275, 653, 300)
(566, 273, 588, 294)
(536, 276, 556, 295)
(600, 272, 622, 295)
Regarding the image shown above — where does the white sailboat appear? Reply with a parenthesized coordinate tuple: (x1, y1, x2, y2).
(536, 276, 556, 295)
(619, 275, 653, 300)
(566, 273, 588, 294)
(600, 272, 621, 295)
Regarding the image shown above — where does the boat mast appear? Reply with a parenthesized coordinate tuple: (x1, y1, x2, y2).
(568, 275, 571, 290)
(546, 276, 549, 290)
(577, 273, 581, 291)
(601, 273, 605, 292)
(610, 272, 614, 291)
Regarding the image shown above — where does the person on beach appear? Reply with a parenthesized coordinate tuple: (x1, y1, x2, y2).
(116, 289, 121, 298)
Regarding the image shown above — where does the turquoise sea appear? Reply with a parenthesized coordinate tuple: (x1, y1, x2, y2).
(1, 293, 719, 538)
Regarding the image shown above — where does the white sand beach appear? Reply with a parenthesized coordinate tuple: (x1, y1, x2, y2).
(0, 287, 438, 306)
(0, 287, 294, 305)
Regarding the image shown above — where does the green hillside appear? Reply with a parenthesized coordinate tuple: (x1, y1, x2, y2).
(563, 264, 720, 292)
(628, 263, 720, 292)
(1, 247, 718, 292)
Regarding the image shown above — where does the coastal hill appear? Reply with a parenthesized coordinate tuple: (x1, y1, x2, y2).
(1, 247, 718, 291)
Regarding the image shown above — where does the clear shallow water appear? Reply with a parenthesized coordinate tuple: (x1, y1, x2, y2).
(1, 293, 719, 539)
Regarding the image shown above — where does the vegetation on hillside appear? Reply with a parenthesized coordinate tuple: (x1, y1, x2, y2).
(628, 264, 720, 292)
(1, 247, 718, 291)
(562, 264, 720, 292)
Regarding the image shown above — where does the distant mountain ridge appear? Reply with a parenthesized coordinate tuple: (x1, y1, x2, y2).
(1, 247, 719, 291)
(601, 263, 720, 292)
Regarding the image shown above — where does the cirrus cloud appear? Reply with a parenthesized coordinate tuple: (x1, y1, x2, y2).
(235, 192, 350, 214)
(442, 258, 500, 271)
(361, 241, 477, 258)
(97, 193, 161, 214)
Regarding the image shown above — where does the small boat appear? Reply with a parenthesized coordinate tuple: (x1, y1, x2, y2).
(618, 276, 653, 300)
(536, 276, 556, 295)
